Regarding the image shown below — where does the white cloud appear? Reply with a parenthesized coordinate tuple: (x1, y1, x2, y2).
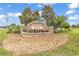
(8, 12, 21, 17)
(0, 13, 21, 26)
(15, 13, 22, 17)
(0, 15, 6, 19)
(0, 12, 21, 20)
(68, 15, 79, 20)
(68, 3, 79, 9)
(37, 4, 43, 7)
(66, 10, 75, 14)
(0, 12, 21, 21)
(0, 15, 7, 23)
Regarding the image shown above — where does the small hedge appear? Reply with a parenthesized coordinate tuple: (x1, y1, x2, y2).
(57, 28, 70, 33)
(8, 24, 20, 34)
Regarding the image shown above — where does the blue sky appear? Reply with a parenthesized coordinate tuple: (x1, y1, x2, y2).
(0, 3, 79, 27)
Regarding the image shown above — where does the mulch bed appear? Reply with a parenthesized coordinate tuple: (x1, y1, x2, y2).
(2, 33, 68, 55)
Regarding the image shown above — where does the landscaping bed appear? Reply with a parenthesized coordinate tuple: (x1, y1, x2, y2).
(3, 33, 68, 55)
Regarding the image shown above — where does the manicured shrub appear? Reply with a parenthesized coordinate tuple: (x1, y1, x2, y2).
(57, 28, 70, 33)
(8, 24, 20, 34)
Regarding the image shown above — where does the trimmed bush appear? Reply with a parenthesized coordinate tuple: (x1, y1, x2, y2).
(8, 24, 20, 34)
(58, 28, 70, 33)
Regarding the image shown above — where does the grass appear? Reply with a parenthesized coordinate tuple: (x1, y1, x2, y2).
(0, 28, 79, 56)
(0, 28, 8, 45)
(0, 28, 7, 38)
(0, 48, 13, 56)
(29, 28, 79, 56)
(0, 28, 13, 56)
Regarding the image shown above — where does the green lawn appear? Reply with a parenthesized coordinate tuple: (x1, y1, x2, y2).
(30, 28, 79, 56)
(0, 48, 13, 56)
(0, 28, 79, 56)
(0, 28, 13, 56)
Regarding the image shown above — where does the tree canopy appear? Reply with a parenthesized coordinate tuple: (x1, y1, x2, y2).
(19, 5, 70, 33)
(19, 7, 40, 26)
(42, 5, 55, 26)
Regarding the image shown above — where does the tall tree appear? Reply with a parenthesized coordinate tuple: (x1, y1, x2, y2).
(42, 5, 55, 26)
(54, 16, 69, 29)
(19, 7, 40, 26)
(19, 7, 33, 26)
(54, 16, 67, 28)
(42, 5, 70, 32)
(33, 10, 40, 21)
